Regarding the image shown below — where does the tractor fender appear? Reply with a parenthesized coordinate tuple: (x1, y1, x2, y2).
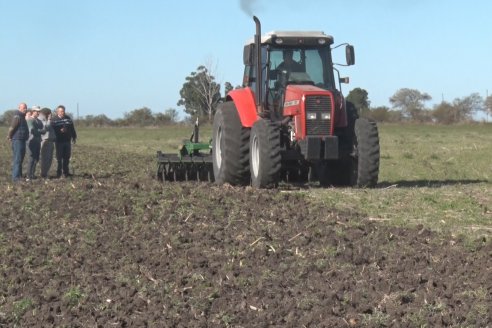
(227, 88, 258, 128)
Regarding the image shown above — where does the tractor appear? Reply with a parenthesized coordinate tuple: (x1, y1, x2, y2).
(212, 16, 380, 188)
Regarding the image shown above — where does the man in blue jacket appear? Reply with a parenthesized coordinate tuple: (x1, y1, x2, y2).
(52, 105, 77, 178)
(6, 103, 29, 182)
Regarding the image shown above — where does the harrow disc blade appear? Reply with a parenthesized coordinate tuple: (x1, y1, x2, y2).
(156, 153, 214, 183)
(156, 163, 165, 181)
(184, 163, 198, 182)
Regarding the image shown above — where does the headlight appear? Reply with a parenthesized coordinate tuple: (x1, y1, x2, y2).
(321, 113, 331, 120)
(307, 112, 317, 120)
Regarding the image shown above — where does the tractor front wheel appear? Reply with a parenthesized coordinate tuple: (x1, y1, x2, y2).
(249, 119, 281, 188)
(320, 118, 379, 187)
(212, 102, 250, 185)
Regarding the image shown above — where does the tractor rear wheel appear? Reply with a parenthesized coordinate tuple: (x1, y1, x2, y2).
(249, 119, 281, 188)
(353, 118, 380, 187)
(212, 102, 250, 185)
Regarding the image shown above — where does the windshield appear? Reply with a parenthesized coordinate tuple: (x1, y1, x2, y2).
(268, 47, 334, 89)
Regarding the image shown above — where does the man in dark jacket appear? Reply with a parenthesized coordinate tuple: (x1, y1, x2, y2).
(52, 105, 77, 178)
(6, 103, 29, 181)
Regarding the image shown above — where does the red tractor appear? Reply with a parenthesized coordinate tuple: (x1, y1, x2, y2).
(212, 16, 379, 188)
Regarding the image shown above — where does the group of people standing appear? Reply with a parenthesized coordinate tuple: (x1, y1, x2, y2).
(6, 102, 77, 182)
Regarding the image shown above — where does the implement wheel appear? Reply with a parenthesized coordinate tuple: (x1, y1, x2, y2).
(249, 119, 281, 188)
(212, 102, 250, 185)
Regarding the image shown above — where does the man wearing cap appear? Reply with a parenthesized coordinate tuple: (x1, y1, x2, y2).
(52, 105, 77, 178)
(6, 102, 29, 181)
(26, 106, 44, 180)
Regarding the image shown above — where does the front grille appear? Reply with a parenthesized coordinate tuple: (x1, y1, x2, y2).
(305, 95, 332, 135)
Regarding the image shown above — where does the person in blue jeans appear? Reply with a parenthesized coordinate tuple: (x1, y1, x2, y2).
(6, 103, 29, 182)
(52, 105, 77, 178)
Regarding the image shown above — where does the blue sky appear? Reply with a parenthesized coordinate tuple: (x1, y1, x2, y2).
(1, 0, 491, 119)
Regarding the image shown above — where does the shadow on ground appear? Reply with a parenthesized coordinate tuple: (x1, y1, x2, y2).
(378, 179, 489, 188)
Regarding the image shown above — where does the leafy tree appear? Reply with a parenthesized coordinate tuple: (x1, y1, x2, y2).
(432, 101, 456, 124)
(164, 108, 179, 123)
(124, 107, 155, 126)
(83, 114, 113, 127)
(367, 106, 403, 123)
(94, 114, 113, 126)
(451, 93, 483, 122)
(389, 88, 432, 122)
(0, 109, 16, 126)
(177, 65, 221, 122)
(154, 113, 172, 125)
(224, 82, 234, 98)
(346, 88, 370, 116)
(155, 108, 180, 125)
(432, 94, 482, 124)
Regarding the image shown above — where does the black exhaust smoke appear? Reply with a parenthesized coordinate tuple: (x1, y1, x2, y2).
(239, 0, 257, 17)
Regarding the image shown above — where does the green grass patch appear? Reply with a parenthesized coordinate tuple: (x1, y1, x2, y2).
(63, 287, 85, 307)
(310, 123, 492, 236)
(12, 298, 33, 322)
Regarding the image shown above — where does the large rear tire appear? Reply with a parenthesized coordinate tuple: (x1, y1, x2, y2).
(249, 119, 281, 188)
(353, 118, 380, 187)
(212, 102, 250, 185)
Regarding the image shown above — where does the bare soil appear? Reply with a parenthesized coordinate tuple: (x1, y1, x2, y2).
(0, 150, 491, 327)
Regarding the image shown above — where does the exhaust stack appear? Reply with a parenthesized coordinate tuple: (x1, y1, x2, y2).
(253, 16, 262, 113)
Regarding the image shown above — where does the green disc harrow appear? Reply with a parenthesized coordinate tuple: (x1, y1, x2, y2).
(156, 121, 214, 182)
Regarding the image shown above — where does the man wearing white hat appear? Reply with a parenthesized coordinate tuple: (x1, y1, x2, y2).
(39, 107, 55, 178)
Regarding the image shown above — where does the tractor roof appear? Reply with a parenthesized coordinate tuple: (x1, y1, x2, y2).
(246, 31, 334, 46)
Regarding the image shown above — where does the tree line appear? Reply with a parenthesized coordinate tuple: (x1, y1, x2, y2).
(0, 107, 181, 128)
(2, 65, 491, 127)
(176, 65, 492, 124)
(347, 87, 491, 124)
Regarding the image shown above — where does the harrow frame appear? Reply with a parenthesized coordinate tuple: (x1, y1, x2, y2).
(156, 120, 214, 182)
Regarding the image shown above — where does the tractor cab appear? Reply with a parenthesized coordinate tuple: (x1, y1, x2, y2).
(242, 30, 355, 129)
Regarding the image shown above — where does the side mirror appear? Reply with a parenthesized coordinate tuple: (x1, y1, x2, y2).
(345, 45, 355, 66)
(339, 77, 350, 84)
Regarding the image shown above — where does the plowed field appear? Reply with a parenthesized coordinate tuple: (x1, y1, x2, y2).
(0, 126, 491, 327)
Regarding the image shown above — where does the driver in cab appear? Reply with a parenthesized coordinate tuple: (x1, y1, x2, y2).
(277, 49, 303, 73)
